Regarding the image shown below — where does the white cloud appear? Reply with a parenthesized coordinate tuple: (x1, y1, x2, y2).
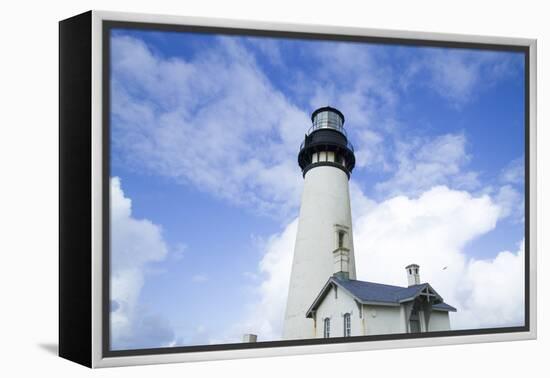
(375, 133, 479, 197)
(353, 129, 392, 171)
(354, 186, 500, 290)
(371, 133, 523, 224)
(495, 184, 524, 223)
(457, 240, 524, 328)
(242, 185, 524, 339)
(424, 51, 479, 105)
(401, 49, 520, 107)
(111, 35, 521, 219)
(111, 35, 307, 218)
(352, 185, 524, 329)
(110, 177, 175, 349)
(491, 157, 525, 223)
(500, 157, 524, 185)
(246, 37, 284, 66)
(191, 274, 209, 283)
(249, 219, 298, 340)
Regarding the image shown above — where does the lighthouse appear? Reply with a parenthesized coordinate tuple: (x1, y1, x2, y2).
(282, 106, 357, 340)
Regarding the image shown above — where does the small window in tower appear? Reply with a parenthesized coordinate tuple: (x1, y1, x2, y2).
(343, 313, 351, 337)
(335, 154, 343, 165)
(323, 318, 331, 338)
(409, 268, 412, 274)
(415, 268, 418, 274)
(338, 231, 345, 249)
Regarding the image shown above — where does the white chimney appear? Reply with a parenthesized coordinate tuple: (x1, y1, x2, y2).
(406, 264, 420, 286)
(242, 334, 257, 343)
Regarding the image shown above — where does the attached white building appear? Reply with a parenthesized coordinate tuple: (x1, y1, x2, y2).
(305, 265, 456, 338)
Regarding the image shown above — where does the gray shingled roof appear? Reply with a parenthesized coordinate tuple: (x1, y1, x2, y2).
(306, 276, 456, 317)
(432, 302, 457, 311)
(334, 277, 428, 303)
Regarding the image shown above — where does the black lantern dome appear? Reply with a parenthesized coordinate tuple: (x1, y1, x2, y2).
(298, 106, 356, 178)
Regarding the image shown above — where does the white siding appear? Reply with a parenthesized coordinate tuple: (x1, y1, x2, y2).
(428, 311, 451, 331)
(313, 285, 363, 338)
(363, 305, 404, 335)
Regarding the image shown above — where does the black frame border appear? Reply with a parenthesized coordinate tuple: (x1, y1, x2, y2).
(59, 11, 93, 367)
(101, 19, 531, 358)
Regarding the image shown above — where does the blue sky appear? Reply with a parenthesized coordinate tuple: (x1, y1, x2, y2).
(109, 28, 525, 350)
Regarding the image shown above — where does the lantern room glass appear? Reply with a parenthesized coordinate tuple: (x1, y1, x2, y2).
(312, 110, 344, 133)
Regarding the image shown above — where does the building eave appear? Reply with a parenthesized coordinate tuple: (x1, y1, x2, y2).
(360, 300, 401, 307)
(432, 304, 458, 312)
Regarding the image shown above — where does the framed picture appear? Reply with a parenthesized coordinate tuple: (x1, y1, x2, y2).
(59, 10, 537, 368)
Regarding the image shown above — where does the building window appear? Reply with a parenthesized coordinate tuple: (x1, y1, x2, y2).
(343, 313, 351, 337)
(334, 225, 350, 251)
(323, 318, 331, 338)
(338, 230, 345, 249)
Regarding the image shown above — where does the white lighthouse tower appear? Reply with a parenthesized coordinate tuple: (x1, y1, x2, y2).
(283, 106, 357, 340)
